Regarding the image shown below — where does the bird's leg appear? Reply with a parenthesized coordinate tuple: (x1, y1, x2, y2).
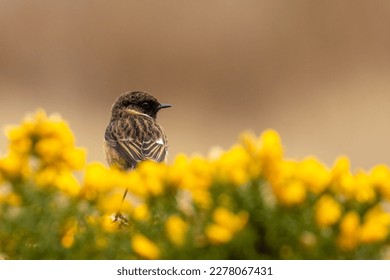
(113, 188, 129, 227)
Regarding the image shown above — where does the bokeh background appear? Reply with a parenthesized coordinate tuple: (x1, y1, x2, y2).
(1, 1, 390, 169)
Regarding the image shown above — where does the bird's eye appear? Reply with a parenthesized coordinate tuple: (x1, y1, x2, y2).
(142, 102, 151, 109)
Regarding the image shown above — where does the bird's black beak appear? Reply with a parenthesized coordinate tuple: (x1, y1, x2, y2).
(157, 103, 172, 110)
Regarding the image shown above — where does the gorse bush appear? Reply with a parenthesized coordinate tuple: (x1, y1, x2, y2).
(0, 110, 390, 259)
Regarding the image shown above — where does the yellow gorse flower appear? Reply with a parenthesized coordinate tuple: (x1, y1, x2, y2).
(83, 162, 121, 199)
(0, 152, 30, 180)
(258, 129, 283, 176)
(268, 160, 308, 206)
(165, 215, 188, 246)
(296, 157, 330, 195)
(370, 165, 390, 200)
(133, 204, 150, 221)
(213, 207, 248, 233)
(353, 171, 376, 203)
(206, 207, 248, 244)
(273, 180, 307, 206)
(215, 144, 252, 186)
(330, 157, 376, 203)
(131, 234, 160, 259)
(360, 206, 390, 244)
(315, 195, 342, 228)
(137, 161, 167, 196)
(205, 224, 234, 244)
(168, 154, 214, 208)
(337, 211, 360, 251)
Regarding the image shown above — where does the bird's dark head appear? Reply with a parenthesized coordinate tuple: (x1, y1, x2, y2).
(111, 91, 172, 119)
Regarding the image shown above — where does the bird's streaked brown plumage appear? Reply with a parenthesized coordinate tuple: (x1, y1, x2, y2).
(104, 91, 171, 171)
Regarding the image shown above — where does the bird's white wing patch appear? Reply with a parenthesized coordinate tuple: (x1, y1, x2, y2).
(141, 137, 167, 162)
(156, 138, 164, 145)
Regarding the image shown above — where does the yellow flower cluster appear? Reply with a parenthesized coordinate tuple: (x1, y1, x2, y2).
(337, 205, 390, 251)
(205, 207, 248, 244)
(0, 110, 86, 196)
(165, 215, 189, 246)
(315, 195, 342, 227)
(242, 131, 390, 251)
(131, 234, 160, 259)
(2, 110, 390, 259)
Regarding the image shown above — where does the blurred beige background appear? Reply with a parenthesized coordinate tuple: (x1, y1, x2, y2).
(1, 1, 390, 169)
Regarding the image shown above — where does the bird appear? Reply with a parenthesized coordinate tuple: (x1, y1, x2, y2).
(104, 91, 171, 223)
(104, 91, 171, 170)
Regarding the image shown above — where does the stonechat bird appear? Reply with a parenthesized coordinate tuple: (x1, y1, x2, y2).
(104, 91, 171, 224)
(104, 91, 171, 170)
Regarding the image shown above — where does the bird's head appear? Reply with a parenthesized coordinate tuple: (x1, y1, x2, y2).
(111, 91, 172, 119)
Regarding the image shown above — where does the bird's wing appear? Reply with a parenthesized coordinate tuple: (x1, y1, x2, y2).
(141, 136, 168, 163)
(105, 126, 142, 169)
(105, 122, 168, 169)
